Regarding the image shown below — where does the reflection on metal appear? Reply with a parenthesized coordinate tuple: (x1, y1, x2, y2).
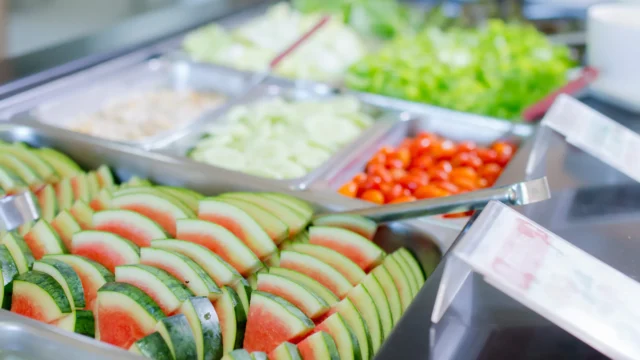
(0, 191, 39, 232)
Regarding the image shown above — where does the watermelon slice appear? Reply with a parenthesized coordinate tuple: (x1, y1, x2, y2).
(289, 244, 365, 286)
(111, 192, 194, 237)
(371, 265, 402, 326)
(259, 193, 313, 223)
(140, 247, 221, 301)
(23, 220, 67, 259)
(0, 245, 18, 308)
(0, 165, 27, 194)
(96, 282, 166, 349)
(55, 178, 74, 211)
(0, 153, 45, 189)
(72, 231, 140, 272)
(11, 271, 72, 322)
(35, 184, 59, 222)
(390, 252, 418, 298)
(156, 186, 203, 213)
(45, 254, 115, 311)
(51, 310, 95, 337)
(34, 258, 86, 310)
(269, 342, 302, 360)
(35, 147, 83, 179)
(220, 193, 309, 238)
(268, 268, 338, 307)
(214, 286, 247, 354)
(297, 331, 339, 360)
(70, 173, 91, 203)
(279, 251, 352, 299)
(382, 257, 413, 311)
(396, 248, 426, 289)
(50, 210, 82, 251)
(243, 291, 314, 353)
(347, 284, 382, 352)
(257, 273, 329, 320)
(115, 264, 192, 315)
(223, 349, 252, 360)
(70, 200, 94, 230)
(361, 272, 393, 338)
(1, 232, 34, 274)
(2, 143, 57, 183)
(198, 199, 277, 260)
(93, 210, 167, 247)
(217, 197, 289, 244)
(315, 313, 360, 360)
(155, 314, 198, 360)
(90, 188, 113, 211)
(312, 214, 377, 241)
(18, 221, 34, 237)
(309, 226, 385, 272)
(129, 332, 172, 360)
(95, 165, 116, 189)
(251, 352, 268, 360)
(176, 219, 262, 277)
(333, 298, 371, 360)
(86, 171, 100, 200)
(179, 296, 223, 360)
(112, 187, 193, 214)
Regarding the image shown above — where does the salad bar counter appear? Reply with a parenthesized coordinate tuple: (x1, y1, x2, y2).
(0, 0, 637, 359)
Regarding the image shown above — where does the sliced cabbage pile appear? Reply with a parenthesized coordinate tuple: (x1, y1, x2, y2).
(189, 96, 373, 179)
(183, 3, 368, 83)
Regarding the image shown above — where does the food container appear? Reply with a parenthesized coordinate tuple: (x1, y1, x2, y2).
(148, 83, 401, 190)
(0, 121, 449, 355)
(0, 57, 254, 147)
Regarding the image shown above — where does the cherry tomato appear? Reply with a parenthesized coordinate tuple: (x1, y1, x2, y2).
(452, 177, 477, 191)
(410, 155, 435, 170)
(430, 139, 457, 160)
(389, 168, 407, 181)
(450, 166, 478, 180)
(360, 176, 382, 192)
(428, 168, 449, 182)
(452, 152, 481, 168)
(443, 210, 475, 218)
(477, 178, 489, 188)
(398, 174, 428, 191)
(435, 160, 453, 173)
(415, 184, 450, 199)
(361, 189, 385, 204)
(411, 136, 433, 155)
(408, 169, 430, 183)
(492, 141, 515, 158)
(457, 141, 477, 153)
(368, 164, 393, 183)
(353, 172, 367, 186)
(396, 148, 412, 168)
(496, 152, 512, 167)
(399, 138, 413, 150)
(479, 163, 502, 182)
(339, 181, 358, 198)
(367, 152, 386, 167)
(435, 181, 460, 194)
(390, 195, 417, 204)
(417, 131, 440, 143)
(383, 183, 404, 203)
(476, 148, 498, 163)
(386, 157, 406, 169)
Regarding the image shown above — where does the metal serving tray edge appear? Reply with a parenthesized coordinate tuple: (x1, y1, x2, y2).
(0, 122, 450, 358)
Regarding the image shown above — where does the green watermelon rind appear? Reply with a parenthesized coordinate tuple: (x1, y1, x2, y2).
(35, 184, 59, 222)
(50, 210, 82, 251)
(269, 342, 302, 360)
(0, 164, 27, 193)
(289, 243, 365, 286)
(297, 331, 339, 360)
(223, 349, 252, 360)
(382, 256, 413, 311)
(317, 313, 361, 360)
(155, 314, 198, 360)
(53, 309, 95, 338)
(361, 272, 393, 339)
(0, 153, 44, 188)
(279, 250, 353, 299)
(34, 258, 86, 310)
(25, 220, 67, 257)
(111, 188, 195, 218)
(1, 232, 35, 274)
(12, 270, 72, 321)
(35, 148, 83, 179)
(216, 197, 289, 245)
(309, 226, 385, 272)
(215, 286, 247, 354)
(335, 298, 372, 360)
(93, 210, 168, 247)
(95, 165, 116, 190)
(256, 272, 329, 320)
(72, 231, 141, 272)
(0, 143, 58, 183)
(0, 245, 18, 309)
(259, 193, 314, 224)
(311, 214, 378, 240)
(156, 186, 203, 213)
(348, 284, 383, 353)
(396, 248, 426, 286)
(129, 332, 172, 360)
(268, 267, 339, 307)
(371, 264, 402, 326)
(180, 296, 223, 360)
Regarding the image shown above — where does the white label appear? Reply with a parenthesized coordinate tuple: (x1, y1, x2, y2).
(460, 203, 640, 360)
(541, 94, 640, 183)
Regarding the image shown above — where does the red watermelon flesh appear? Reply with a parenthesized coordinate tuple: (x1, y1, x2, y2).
(199, 214, 246, 244)
(22, 232, 46, 260)
(90, 197, 108, 212)
(279, 252, 352, 299)
(309, 227, 385, 272)
(120, 204, 177, 237)
(72, 236, 139, 273)
(11, 292, 47, 321)
(297, 331, 338, 360)
(93, 221, 151, 248)
(97, 305, 148, 348)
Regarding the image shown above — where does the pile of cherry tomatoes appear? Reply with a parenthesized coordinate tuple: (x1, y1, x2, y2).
(338, 131, 517, 207)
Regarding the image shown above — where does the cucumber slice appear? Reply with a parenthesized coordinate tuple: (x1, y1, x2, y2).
(180, 296, 223, 360)
(0, 153, 44, 188)
(297, 331, 340, 360)
(289, 243, 365, 285)
(50, 210, 82, 251)
(23, 220, 67, 260)
(115, 264, 192, 315)
(35, 148, 82, 178)
(0, 245, 19, 308)
(1, 232, 34, 274)
(256, 272, 329, 320)
(361, 272, 393, 339)
(11, 270, 72, 322)
(95, 165, 116, 189)
(35, 184, 59, 222)
(155, 314, 198, 360)
(0, 143, 57, 182)
(70, 200, 94, 230)
(334, 298, 372, 360)
(156, 186, 203, 213)
(382, 256, 413, 311)
(390, 252, 419, 298)
(141, 247, 221, 301)
(217, 197, 289, 245)
(222, 349, 252, 360)
(371, 265, 402, 326)
(55, 178, 74, 211)
(259, 193, 313, 222)
(72, 231, 140, 273)
(269, 342, 302, 360)
(214, 286, 247, 354)
(0, 165, 27, 194)
(129, 332, 172, 360)
(51, 310, 95, 337)
(268, 267, 338, 307)
(220, 192, 309, 238)
(316, 313, 361, 360)
(198, 199, 277, 261)
(34, 258, 85, 310)
(348, 284, 382, 352)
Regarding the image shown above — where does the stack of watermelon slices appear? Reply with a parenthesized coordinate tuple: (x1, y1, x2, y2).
(0, 140, 428, 360)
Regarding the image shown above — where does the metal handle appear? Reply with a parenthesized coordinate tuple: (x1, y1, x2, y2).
(329, 177, 550, 223)
(0, 192, 40, 233)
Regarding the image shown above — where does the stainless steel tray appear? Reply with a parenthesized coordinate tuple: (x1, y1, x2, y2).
(149, 83, 400, 190)
(0, 122, 451, 357)
(1, 57, 256, 148)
